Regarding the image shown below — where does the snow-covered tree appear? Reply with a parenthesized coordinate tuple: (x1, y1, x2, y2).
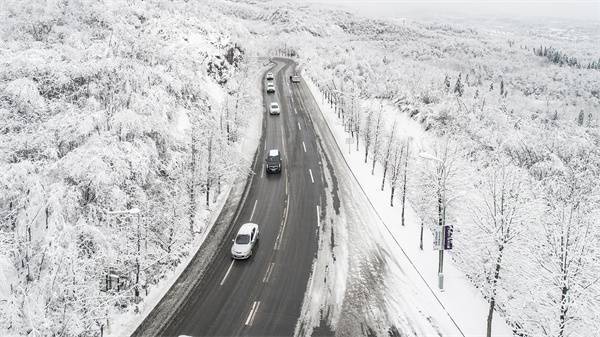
(380, 121, 397, 191)
(370, 104, 384, 174)
(468, 161, 532, 337)
(529, 147, 600, 337)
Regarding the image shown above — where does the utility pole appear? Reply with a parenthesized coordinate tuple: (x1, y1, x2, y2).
(420, 152, 446, 291)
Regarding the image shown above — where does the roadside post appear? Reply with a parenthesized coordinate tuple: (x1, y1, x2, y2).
(345, 137, 353, 154)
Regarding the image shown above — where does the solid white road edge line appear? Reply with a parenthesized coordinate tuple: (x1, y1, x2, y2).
(245, 301, 260, 326)
(309, 169, 314, 184)
(220, 260, 235, 286)
(250, 199, 258, 221)
(302, 141, 307, 153)
(263, 262, 275, 283)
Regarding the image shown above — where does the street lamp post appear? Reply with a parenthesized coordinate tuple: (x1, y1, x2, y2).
(419, 152, 446, 291)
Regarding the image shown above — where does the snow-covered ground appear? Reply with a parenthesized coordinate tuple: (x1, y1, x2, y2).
(302, 75, 513, 336)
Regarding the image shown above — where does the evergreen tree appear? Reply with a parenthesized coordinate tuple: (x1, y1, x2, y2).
(577, 110, 585, 126)
(454, 73, 464, 97)
(443, 75, 451, 92)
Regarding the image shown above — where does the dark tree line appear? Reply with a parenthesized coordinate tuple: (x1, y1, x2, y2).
(533, 45, 580, 68)
(533, 45, 600, 70)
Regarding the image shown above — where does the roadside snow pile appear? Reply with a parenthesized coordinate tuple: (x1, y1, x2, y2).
(0, 0, 263, 335)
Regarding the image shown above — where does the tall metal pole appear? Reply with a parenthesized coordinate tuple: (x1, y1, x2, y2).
(438, 164, 445, 291)
(136, 213, 140, 300)
(419, 152, 447, 291)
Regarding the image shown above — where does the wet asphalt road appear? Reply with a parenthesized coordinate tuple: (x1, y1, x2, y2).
(133, 58, 324, 337)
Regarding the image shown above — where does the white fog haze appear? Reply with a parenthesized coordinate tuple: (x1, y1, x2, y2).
(303, 0, 600, 21)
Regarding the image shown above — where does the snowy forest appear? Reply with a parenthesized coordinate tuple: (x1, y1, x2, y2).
(0, 0, 267, 335)
(284, 8, 600, 337)
(1, 0, 599, 336)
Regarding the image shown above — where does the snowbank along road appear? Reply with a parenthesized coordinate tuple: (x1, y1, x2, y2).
(133, 58, 323, 336)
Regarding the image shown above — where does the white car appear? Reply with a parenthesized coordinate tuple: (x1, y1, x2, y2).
(231, 223, 259, 259)
(269, 102, 280, 115)
(266, 82, 275, 93)
(266, 72, 274, 80)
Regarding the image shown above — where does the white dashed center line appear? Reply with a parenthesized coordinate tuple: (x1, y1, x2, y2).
(263, 263, 275, 283)
(220, 260, 234, 286)
(302, 141, 307, 153)
(308, 169, 314, 183)
(250, 199, 258, 221)
(298, 122, 302, 131)
(245, 301, 261, 326)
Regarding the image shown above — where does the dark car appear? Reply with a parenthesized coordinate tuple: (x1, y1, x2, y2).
(265, 149, 282, 174)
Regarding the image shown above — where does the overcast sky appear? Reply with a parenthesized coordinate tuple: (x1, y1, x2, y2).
(302, 0, 600, 22)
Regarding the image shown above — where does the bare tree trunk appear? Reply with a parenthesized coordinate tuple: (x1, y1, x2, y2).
(371, 158, 377, 174)
(401, 142, 410, 226)
(381, 122, 397, 191)
(189, 135, 197, 234)
(206, 132, 213, 207)
(381, 164, 388, 191)
(487, 244, 504, 337)
(419, 221, 424, 250)
(390, 186, 395, 207)
(558, 274, 569, 337)
(371, 110, 383, 175)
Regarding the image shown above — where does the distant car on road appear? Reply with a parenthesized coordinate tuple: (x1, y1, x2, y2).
(269, 102, 280, 115)
(266, 72, 274, 80)
(231, 223, 259, 259)
(290, 74, 301, 83)
(265, 149, 282, 174)
(266, 82, 275, 93)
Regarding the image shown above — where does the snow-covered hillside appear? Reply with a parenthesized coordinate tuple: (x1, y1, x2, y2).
(0, 0, 266, 335)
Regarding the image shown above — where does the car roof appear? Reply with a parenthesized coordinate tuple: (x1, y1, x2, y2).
(238, 223, 258, 235)
(267, 82, 274, 86)
(268, 149, 279, 156)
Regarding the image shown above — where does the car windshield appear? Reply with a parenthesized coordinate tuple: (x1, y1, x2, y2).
(271, 103, 278, 108)
(267, 155, 280, 163)
(235, 234, 250, 244)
